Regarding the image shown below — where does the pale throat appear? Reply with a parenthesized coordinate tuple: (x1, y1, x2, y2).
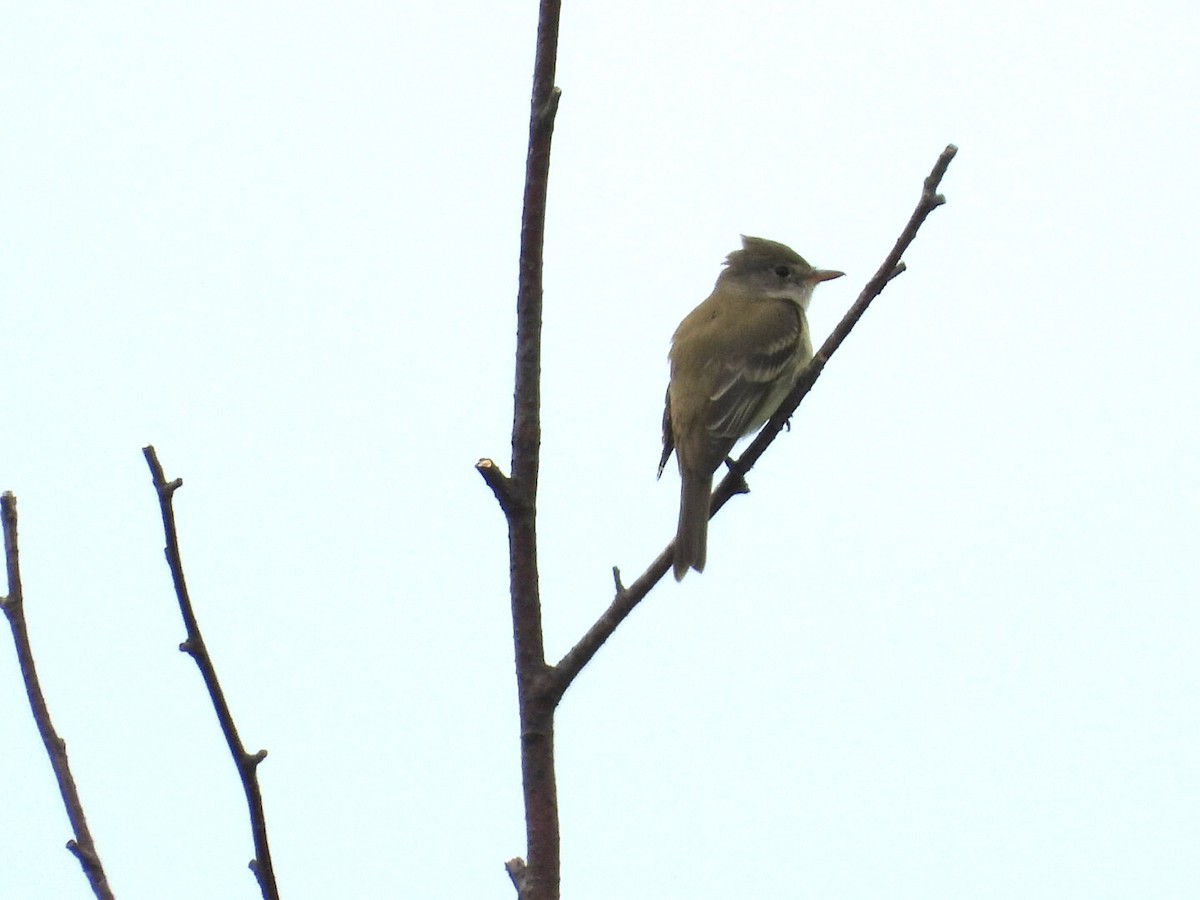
(763, 281, 816, 311)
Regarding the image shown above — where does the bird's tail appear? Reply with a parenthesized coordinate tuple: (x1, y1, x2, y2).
(673, 471, 712, 581)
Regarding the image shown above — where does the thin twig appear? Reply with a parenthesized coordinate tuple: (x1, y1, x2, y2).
(141, 447, 279, 900)
(552, 144, 959, 696)
(1, 492, 115, 900)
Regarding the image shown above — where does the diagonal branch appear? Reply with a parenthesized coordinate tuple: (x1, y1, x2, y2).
(141, 447, 278, 900)
(713, 144, 959, 503)
(551, 144, 959, 698)
(1, 492, 115, 900)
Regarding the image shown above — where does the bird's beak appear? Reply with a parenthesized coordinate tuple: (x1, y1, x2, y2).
(811, 269, 845, 283)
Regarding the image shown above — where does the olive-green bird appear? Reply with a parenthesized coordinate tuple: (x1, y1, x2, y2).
(659, 236, 843, 581)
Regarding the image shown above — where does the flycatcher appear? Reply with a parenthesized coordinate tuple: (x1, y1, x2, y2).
(659, 236, 843, 581)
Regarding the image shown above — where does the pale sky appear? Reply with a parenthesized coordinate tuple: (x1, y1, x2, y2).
(2, 2, 1198, 898)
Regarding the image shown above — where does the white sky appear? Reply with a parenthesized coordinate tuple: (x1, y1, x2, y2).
(2, 1, 1198, 898)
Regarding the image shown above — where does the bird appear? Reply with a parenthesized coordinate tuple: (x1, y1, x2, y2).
(659, 236, 843, 581)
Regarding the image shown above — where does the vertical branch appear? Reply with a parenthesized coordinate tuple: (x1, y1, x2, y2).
(141, 447, 279, 900)
(1, 492, 115, 900)
(512, 3, 562, 495)
(508, 0, 562, 689)
(480, 1, 564, 898)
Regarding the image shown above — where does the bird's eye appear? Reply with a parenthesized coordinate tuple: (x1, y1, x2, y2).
(774, 265, 791, 278)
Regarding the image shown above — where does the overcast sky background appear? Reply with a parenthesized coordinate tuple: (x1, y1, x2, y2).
(3, 2, 1198, 898)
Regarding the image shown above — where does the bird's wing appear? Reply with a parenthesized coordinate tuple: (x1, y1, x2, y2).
(707, 301, 805, 439)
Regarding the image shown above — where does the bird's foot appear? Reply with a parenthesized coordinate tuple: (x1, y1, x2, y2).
(723, 456, 751, 495)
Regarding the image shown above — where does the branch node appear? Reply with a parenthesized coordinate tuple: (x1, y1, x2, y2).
(505, 857, 528, 893)
(246, 748, 269, 767)
(722, 456, 751, 496)
(66, 838, 96, 864)
(476, 458, 525, 515)
(611, 566, 625, 594)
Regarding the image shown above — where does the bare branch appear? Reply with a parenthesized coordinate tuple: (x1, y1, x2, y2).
(486, 0, 565, 896)
(1, 492, 115, 900)
(141, 447, 279, 900)
(551, 144, 959, 696)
